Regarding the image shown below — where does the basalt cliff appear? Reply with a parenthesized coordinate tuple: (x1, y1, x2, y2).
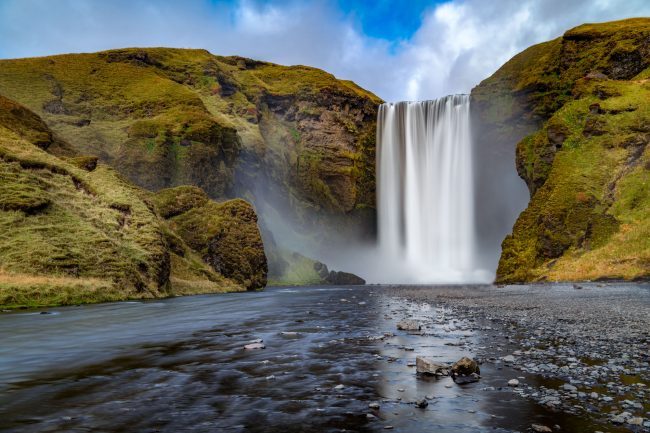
(472, 18, 650, 282)
(0, 48, 380, 293)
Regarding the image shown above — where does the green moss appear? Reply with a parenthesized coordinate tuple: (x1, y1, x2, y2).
(154, 186, 267, 290)
(497, 71, 650, 282)
(267, 249, 325, 286)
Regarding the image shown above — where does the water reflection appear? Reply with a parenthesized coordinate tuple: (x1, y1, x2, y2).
(0, 287, 624, 432)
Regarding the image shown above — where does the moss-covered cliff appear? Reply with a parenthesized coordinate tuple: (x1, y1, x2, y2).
(472, 18, 650, 282)
(0, 95, 265, 308)
(0, 48, 381, 282)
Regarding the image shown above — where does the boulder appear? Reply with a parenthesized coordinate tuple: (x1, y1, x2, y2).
(326, 270, 366, 285)
(451, 357, 480, 376)
(416, 357, 450, 376)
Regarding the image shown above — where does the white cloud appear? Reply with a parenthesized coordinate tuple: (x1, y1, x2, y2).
(0, 0, 648, 102)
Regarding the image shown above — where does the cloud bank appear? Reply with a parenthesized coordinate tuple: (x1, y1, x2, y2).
(0, 0, 648, 101)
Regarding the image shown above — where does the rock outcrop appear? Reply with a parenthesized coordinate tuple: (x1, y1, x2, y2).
(0, 48, 382, 282)
(472, 18, 650, 282)
(0, 95, 264, 308)
(153, 186, 267, 290)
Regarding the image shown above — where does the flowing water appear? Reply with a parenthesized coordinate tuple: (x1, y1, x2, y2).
(0, 287, 621, 433)
(377, 96, 483, 283)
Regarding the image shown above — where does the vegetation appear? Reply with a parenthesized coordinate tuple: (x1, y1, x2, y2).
(0, 95, 266, 308)
(477, 18, 650, 282)
(0, 48, 382, 282)
(153, 186, 267, 290)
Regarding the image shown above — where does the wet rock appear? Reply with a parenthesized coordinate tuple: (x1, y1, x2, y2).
(561, 383, 577, 392)
(508, 379, 519, 387)
(244, 342, 265, 350)
(453, 373, 481, 384)
(334, 384, 344, 390)
(397, 320, 421, 331)
(416, 357, 450, 376)
(414, 398, 428, 408)
(368, 402, 380, 409)
(451, 357, 480, 376)
(326, 270, 366, 285)
(531, 424, 552, 433)
(501, 355, 515, 363)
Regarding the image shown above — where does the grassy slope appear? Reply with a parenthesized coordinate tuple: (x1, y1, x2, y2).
(480, 18, 650, 282)
(153, 186, 268, 290)
(0, 96, 245, 308)
(0, 48, 380, 211)
(0, 48, 381, 285)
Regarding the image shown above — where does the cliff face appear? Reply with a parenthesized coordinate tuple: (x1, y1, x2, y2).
(0, 49, 381, 280)
(0, 95, 265, 308)
(472, 18, 650, 282)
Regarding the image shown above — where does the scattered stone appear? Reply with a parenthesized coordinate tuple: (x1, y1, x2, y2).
(451, 357, 480, 381)
(416, 357, 450, 376)
(369, 402, 380, 409)
(243, 342, 265, 350)
(561, 384, 577, 393)
(334, 384, 344, 390)
(397, 320, 421, 331)
(531, 424, 552, 433)
(508, 379, 519, 387)
(415, 398, 428, 408)
(502, 355, 515, 363)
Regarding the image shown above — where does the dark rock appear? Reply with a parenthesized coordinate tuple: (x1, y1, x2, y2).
(326, 270, 365, 285)
(69, 156, 98, 172)
(451, 357, 481, 383)
(313, 261, 330, 279)
(414, 398, 428, 408)
(588, 103, 602, 115)
(582, 117, 607, 137)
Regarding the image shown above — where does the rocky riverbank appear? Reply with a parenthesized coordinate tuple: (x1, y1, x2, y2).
(390, 283, 650, 432)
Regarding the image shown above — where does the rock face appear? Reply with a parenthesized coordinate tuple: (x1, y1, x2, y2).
(0, 48, 381, 282)
(0, 95, 259, 308)
(153, 186, 267, 290)
(472, 18, 650, 282)
(310, 261, 366, 285)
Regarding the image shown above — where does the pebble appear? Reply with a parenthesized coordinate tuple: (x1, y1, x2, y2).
(531, 424, 552, 433)
(507, 379, 519, 387)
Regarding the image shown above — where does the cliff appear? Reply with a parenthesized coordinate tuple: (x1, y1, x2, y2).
(0, 48, 381, 282)
(472, 18, 650, 282)
(0, 95, 266, 308)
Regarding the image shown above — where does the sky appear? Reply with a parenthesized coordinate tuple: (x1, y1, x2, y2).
(0, 0, 649, 102)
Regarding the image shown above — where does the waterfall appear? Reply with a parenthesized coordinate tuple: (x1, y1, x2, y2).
(377, 95, 478, 283)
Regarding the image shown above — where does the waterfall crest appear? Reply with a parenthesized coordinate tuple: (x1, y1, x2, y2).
(377, 95, 479, 283)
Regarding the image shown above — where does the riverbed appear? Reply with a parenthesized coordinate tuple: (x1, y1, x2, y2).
(1, 284, 648, 432)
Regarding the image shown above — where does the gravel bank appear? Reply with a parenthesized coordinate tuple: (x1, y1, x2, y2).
(389, 283, 650, 431)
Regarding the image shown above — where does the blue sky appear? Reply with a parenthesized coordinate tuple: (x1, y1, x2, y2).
(1, 0, 649, 101)
(337, 0, 445, 41)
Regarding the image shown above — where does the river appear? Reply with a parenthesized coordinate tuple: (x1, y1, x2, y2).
(0, 285, 643, 432)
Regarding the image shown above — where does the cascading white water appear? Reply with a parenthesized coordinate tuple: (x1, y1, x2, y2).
(377, 95, 479, 283)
